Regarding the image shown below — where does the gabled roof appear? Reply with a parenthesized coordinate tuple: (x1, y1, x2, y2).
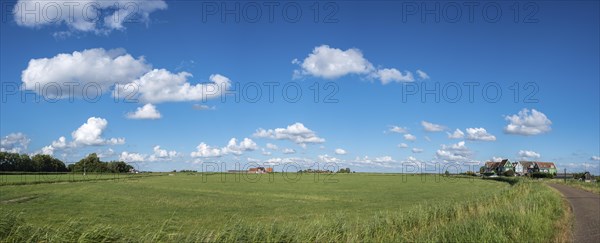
(519, 161, 536, 169)
(500, 159, 511, 166)
(518, 161, 556, 169)
(535, 162, 556, 169)
(485, 162, 501, 169)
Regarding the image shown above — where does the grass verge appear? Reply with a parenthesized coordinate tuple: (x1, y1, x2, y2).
(550, 179, 600, 195)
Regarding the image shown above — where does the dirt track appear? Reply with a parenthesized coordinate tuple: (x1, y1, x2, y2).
(548, 183, 600, 243)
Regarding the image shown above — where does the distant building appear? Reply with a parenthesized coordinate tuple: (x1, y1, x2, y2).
(484, 159, 513, 174)
(247, 167, 273, 174)
(533, 162, 557, 175)
(485, 160, 558, 176)
(582, 172, 593, 182)
(512, 162, 523, 175)
(520, 161, 536, 175)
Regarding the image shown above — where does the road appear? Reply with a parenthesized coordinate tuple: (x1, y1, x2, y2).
(548, 183, 600, 243)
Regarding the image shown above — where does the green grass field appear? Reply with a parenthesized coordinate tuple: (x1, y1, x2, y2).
(0, 173, 568, 242)
(0, 172, 159, 186)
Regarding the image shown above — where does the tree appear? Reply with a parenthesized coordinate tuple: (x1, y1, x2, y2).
(31, 154, 68, 172)
(0, 152, 21, 171)
(479, 166, 486, 174)
(337, 168, 351, 173)
(70, 153, 132, 173)
(17, 154, 35, 171)
(0, 152, 67, 172)
(106, 161, 134, 173)
(444, 170, 450, 176)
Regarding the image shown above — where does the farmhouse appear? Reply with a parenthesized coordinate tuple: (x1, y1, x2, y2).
(533, 162, 558, 174)
(228, 167, 273, 173)
(484, 159, 513, 174)
(248, 167, 273, 174)
(512, 162, 523, 175)
(520, 161, 536, 175)
(484, 160, 558, 176)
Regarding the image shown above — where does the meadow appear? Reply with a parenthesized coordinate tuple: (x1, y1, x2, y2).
(0, 172, 159, 186)
(0, 173, 568, 242)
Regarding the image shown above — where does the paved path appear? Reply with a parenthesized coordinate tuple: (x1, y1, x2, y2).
(548, 183, 600, 243)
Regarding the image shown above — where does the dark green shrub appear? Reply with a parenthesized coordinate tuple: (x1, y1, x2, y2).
(531, 172, 554, 179)
(503, 170, 515, 177)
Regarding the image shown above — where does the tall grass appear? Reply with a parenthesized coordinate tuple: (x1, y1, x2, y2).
(1, 180, 567, 242)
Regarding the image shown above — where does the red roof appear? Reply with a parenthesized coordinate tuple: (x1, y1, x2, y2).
(535, 162, 556, 169)
(485, 162, 501, 169)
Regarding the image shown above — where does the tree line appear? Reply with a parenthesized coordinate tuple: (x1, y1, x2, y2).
(0, 152, 133, 173)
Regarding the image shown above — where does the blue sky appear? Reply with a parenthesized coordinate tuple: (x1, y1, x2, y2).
(1, 1, 598, 173)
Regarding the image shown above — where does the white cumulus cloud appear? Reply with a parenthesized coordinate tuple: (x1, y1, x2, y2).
(412, 148, 423, 153)
(190, 143, 223, 158)
(373, 68, 414, 84)
(421, 121, 446, 132)
(253, 123, 325, 147)
(318, 154, 341, 163)
(350, 156, 398, 168)
(293, 45, 424, 85)
(504, 109, 552, 136)
(416, 70, 430, 80)
(13, 0, 167, 34)
(293, 45, 374, 79)
(22, 48, 150, 98)
(518, 150, 541, 159)
(404, 134, 417, 141)
(334, 148, 347, 155)
(115, 70, 231, 103)
(0, 133, 30, 153)
(21, 48, 230, 105)
(126, 104, 161, 120)
(71, 117, 125, 146)
(190, 138, 257, 158)
(389, 126, 408, 134)
(148, 145, 178, 161)
(436, 141, 472, 162)
(447, 129, 465, 139)
(119, 151, 146, 162)
(40, 117, 124, 155)
(465, 128, 496, 141)
(282, 148, 296, 154)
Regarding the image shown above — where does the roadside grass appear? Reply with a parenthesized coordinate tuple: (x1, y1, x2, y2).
(550, 179, 600, 195)
(0, 174, 567, 242)
(546, 185, 574, 243)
